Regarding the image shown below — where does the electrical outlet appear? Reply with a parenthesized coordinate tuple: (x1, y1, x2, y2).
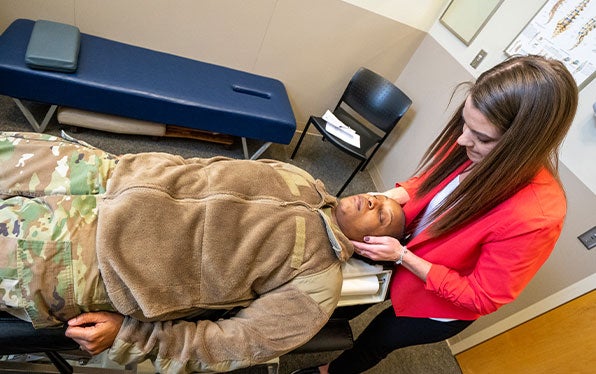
(578, 226, 596, 250)
(470, 50, 487, 69)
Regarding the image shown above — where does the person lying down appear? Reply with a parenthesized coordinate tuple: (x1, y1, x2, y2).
(0, 131, 405, 374)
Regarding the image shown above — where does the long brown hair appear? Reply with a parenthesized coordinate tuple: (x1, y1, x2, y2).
(415, 55, 578, 237)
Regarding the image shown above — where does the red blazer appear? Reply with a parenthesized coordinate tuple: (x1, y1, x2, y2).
(390, 162, 566, 320)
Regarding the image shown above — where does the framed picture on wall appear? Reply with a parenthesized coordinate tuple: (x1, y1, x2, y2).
(440, 0, 504, 45)
(505, 0, 596, 90)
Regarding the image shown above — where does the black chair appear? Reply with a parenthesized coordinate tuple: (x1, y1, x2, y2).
(291, 67, 412, 196)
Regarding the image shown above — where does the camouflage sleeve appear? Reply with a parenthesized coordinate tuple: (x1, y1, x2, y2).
(0, 132, 118, 197)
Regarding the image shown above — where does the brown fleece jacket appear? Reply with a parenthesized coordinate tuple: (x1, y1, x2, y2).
(95, 153, 352, 373)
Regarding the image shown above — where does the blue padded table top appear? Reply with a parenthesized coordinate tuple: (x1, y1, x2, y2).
(0, 19, 296, 144)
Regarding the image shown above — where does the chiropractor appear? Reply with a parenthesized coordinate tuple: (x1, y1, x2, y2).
(292, 54, 578, 374)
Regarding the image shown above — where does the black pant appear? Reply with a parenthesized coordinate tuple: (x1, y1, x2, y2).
(0, 312, 78, 354)
(328, 306, 474, 374)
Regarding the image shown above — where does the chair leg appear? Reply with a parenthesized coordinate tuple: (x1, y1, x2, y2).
(45, 351, 73, 374)
(336, 160, 366, 197)
(361, 143, 384, 171)
(360, 157, 372, 171)
(290, 119, 313, 159)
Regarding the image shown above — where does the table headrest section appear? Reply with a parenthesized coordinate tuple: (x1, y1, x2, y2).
(25, 19, 80, 73)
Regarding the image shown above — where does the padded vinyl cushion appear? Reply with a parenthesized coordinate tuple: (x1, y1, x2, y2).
(57, 106, 167, 136)
(25, 20, 80, 73)
(0, 19, 296, 143)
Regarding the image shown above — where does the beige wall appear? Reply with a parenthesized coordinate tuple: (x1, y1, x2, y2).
(342, 0, 446, 30)
(0, 0, 427, 129)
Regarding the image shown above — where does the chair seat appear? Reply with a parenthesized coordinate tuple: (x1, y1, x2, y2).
(290, 318, 353, 354)
(310, 107, 382, 160)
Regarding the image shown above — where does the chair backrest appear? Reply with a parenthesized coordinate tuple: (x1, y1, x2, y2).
(337, 67, 412, 133)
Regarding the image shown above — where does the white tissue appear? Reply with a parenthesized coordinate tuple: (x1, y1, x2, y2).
(322, 110, 360, 148)
(342, 258, 383, 278)
(341, 275, 380, 296)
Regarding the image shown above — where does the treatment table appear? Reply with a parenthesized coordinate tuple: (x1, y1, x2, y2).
(0, 19, 296, 159)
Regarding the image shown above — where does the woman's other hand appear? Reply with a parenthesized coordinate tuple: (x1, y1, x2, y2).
(351, 235, 404, 262)
(352, 236, 432, 282)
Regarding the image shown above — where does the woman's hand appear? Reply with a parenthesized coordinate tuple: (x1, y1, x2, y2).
(65, 312, 124, 355)
(352, 236, 432, 282)
(351, 235, 404, 262)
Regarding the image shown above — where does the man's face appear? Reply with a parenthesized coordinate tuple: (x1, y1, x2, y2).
(334, 194, 405, 241)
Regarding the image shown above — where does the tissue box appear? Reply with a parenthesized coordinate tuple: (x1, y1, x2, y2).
(25, 20, 80, 73)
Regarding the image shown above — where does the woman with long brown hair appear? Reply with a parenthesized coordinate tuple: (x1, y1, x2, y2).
(293, 54, 578, 374)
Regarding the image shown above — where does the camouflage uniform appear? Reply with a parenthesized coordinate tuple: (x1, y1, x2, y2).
(0, 132, 118, 328)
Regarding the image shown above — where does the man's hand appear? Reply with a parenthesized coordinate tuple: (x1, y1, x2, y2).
(65, 312, 124, 355)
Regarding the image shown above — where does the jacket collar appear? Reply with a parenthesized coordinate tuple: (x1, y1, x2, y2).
(320, 207, 354, 262)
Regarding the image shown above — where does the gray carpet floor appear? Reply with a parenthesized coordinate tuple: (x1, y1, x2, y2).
(0, 96, 462, 374)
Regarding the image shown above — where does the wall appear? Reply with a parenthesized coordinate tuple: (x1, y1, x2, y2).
(341, 0, 445, 30)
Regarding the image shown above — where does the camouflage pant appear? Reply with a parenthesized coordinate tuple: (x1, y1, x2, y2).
(0, 132, 118, 328)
